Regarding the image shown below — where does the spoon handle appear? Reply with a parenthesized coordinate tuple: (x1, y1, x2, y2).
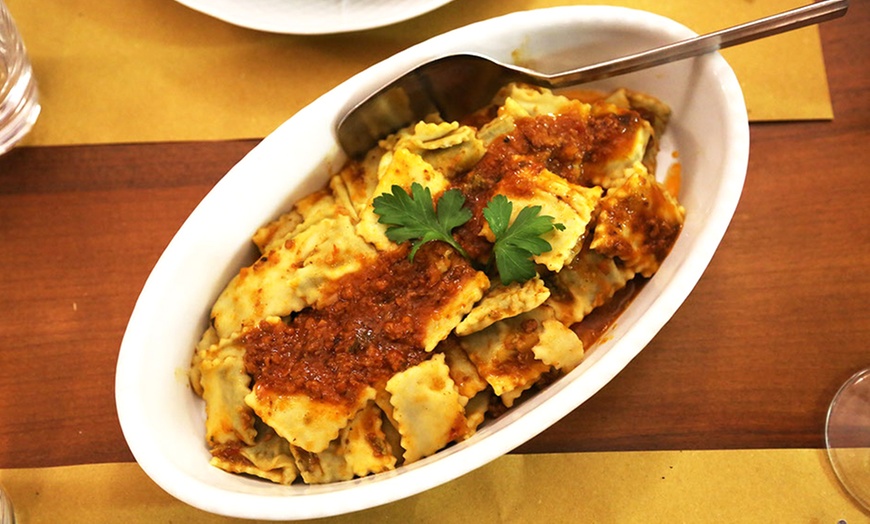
(544, 0, 849, 86)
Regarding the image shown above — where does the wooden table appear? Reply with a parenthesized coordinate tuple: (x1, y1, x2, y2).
(0, 2, 867, 471)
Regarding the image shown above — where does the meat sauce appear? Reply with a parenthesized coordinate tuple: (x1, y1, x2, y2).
(242, 244, 478, 407)
(243, 102, 649, 409)
(454, 105, 643, 262)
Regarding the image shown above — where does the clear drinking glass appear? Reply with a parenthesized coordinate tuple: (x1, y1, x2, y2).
(826, 368, 870, 511)
(0, 482, 13, 524)
(0, 0, 40, 155)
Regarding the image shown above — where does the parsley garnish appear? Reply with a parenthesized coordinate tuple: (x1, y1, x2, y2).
(373, 183, 471, 262)
(483, 194, 566, 284)
(372, 183, 564, 284)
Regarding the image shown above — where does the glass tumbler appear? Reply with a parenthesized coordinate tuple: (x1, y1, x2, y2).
(0, 0, 39, 155)
(0, 482, 13, 524)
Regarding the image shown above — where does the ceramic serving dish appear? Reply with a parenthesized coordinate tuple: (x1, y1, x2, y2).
(115, 6, 748, 520)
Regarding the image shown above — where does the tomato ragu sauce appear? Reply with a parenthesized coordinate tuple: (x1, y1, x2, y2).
(242, 244, 478, 407)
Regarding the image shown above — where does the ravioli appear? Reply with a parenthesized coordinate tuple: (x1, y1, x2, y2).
(252, 188, 342, 254)
(418, 261, 490, 352)
(341, 401, 397, 477)
(545, 248, 637, 326)
(211, 214, 377, 338)
(356, 147, 452, 251)
(590, 167, 685, 277)
(197, 337, 256, 447)
(291, 401, 395, 484)
(440, 336, 489, 398)
(480, 167, 602, 272)
(209, 421, 299, 485)
(526, 306, 586, 372)
(385, 353, 468, 462)
(191, 82, 683, 485)
(603, 88, 671, 174)
(245, 380, 377, 454)
(392, 120, 486, 178)
(458, 308, 554, 407)
(455, 277, 550, 336)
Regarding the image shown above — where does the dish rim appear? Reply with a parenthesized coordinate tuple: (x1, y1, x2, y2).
(172, 0, 457, 35)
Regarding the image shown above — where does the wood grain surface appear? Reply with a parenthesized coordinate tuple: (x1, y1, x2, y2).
(0, 2, 867, 469)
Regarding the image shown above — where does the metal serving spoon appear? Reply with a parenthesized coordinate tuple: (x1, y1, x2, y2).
(337, 0, 848, 158)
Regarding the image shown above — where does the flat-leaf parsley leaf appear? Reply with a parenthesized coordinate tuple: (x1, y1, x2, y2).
(372, 182, 471, 261)
(372, 184, 564, 284)
(483, 194, 566, 284)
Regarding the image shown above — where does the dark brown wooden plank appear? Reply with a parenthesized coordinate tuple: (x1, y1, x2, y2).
(0, 3, 866, 469)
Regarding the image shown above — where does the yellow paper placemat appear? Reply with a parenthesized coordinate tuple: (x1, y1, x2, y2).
(1, 450, 866, 523)
(7, 0, 832, 148)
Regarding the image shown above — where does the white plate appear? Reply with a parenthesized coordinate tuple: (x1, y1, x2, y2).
(174, 0, 457, 34)
(116, 6, 748, 520)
